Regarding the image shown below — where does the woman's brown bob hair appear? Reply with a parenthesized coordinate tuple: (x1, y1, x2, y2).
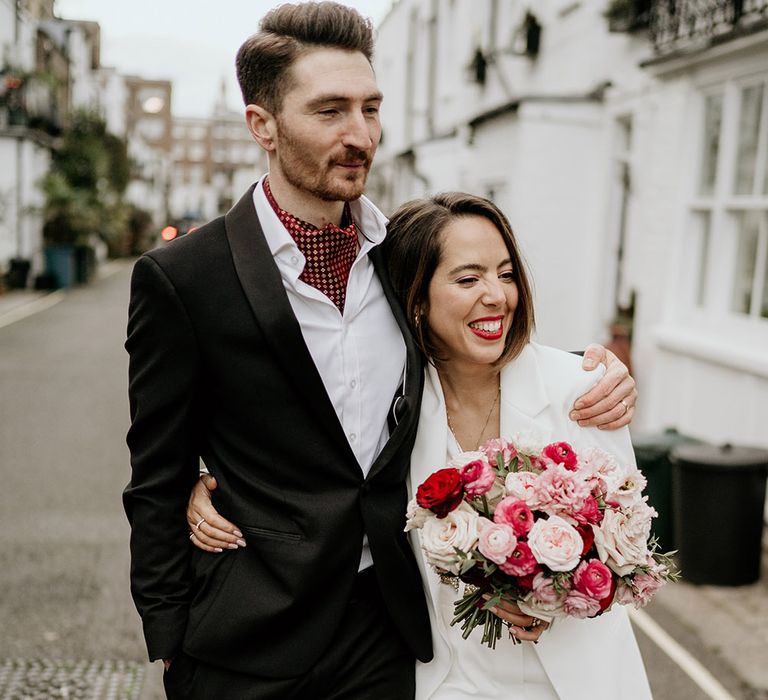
(383, 192, 535, 366)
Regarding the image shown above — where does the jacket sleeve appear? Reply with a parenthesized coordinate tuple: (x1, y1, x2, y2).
(123, 254, 201, 661)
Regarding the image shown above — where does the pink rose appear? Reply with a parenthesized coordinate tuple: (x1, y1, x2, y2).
(573, 559, 614, 600)
(531, 571, 569, 605)
(493, 497, 534, 536)
(542, 442, 578, 471)
(564, 590, 602, 619)
(482, 438, 518, 467)
(499, 540, 539, 576)
(527, 515, 584, 572)
(460, 458, 496, 497)
(477, 522, 518, 565)
(631, 573, 665, 607)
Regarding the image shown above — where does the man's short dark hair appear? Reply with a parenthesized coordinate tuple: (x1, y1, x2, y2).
(236, 2, 375, 114)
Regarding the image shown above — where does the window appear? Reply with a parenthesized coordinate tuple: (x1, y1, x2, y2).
(693, 76, 768, 321)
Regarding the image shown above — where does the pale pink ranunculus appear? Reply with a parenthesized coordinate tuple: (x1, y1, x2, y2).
(592, 501, 655, 576)
(527, 515, 584, 572)
(609, 466, 648, 509)
(419, 502, 479, 575)
(493, 497, 534, 536)
(499, 540, 538, 576)
(572, 559, 614, 600)
(563, 590, 601, 619)
(532, 463, 591, 517)
(460, 458, 496, 497)
(504, 470, 540, 507)
(579, 446, 625, 495)
(482, 438, 518, 467)
(477, 522, 517, 565)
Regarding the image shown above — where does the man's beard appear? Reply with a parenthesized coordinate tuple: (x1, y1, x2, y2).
(275, 121, 374, 202)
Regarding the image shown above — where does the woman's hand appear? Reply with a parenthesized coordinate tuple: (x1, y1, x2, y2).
(187, 474, 246, 552)
(571, 344, 637, 430)
(483, 594, 549, 642)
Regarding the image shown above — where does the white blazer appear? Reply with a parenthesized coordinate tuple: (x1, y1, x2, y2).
(410, 343, 653, 700)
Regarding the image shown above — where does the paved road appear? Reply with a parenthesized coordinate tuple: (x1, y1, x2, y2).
(0, 260, 757, 699)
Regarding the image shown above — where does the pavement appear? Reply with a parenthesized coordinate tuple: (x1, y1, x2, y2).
(0, 260, 766, 700)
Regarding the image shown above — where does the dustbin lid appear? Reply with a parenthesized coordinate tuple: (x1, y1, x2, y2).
(671, 443, 768, 471)
(632, 428, 701, 457)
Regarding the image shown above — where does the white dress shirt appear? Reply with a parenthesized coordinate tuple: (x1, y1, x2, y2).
(253, 175, 406, 571)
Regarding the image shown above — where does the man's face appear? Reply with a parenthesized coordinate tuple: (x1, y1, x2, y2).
(272, 47, 382, 203)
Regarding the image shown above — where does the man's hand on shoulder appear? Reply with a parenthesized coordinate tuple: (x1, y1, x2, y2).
(570, 344, 636, 430)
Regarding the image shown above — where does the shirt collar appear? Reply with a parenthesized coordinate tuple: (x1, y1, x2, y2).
(252, 174, 389, 260)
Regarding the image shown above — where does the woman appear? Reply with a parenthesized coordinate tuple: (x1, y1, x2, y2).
(187, 193, 651, 699)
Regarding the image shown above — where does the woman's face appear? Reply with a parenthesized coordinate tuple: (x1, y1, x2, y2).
(425, 214, 518, 370)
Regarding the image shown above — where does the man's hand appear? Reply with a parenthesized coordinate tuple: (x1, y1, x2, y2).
(570, 344, 637, 430)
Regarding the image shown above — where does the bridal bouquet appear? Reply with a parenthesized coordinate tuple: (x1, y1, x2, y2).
(405, 435, 678, 648)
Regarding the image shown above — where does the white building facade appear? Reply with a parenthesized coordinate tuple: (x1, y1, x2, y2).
(372, 0, 768, 448)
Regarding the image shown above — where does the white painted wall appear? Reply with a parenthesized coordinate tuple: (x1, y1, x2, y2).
(374, 0, 768, 450)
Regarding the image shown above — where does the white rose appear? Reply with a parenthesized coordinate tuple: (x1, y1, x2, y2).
(527, 515, 584, 572)
(608, 466, 648, 509)
(404, 496, 432, 532)
(419, 502, 480, 575)
(593, 502, 655, 576)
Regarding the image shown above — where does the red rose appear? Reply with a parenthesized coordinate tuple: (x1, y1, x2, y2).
(416, 468, 465, 518)
(598, 573, 618, 612)
(575, 523, 595, 556)
(515, 566, 543, 592)
(542, 442, 578, 470)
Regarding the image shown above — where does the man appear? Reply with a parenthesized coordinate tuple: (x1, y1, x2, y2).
(123, 3, 636, 699)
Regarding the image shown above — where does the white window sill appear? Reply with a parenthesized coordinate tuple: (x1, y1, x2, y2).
(653, 324, 768, 378)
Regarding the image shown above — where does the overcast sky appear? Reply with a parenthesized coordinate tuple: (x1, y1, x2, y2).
(54, 0, 396, 118)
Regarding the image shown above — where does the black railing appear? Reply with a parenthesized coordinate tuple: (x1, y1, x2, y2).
(650, 0, 768, 54)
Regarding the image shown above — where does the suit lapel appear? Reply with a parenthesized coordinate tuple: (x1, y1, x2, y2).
(224, 186, 355, 460)
(367, 246, 424, 480)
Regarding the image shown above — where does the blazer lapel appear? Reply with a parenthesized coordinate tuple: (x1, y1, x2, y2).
(224, 186, 355, 460)
(499, 344, 553, 441)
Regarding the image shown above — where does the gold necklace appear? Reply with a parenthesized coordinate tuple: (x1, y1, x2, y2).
(446, 387, 500, 452)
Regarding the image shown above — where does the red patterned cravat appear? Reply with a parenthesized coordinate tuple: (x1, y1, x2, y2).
(264, 178, 358, 313)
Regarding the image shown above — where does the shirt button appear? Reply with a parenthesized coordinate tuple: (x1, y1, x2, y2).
(350, 379, 357, 389)
(290, 255, 299, 265)
(349, 433, 357, 443)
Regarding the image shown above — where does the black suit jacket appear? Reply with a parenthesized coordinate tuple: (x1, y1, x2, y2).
(123, 186, 432, 677)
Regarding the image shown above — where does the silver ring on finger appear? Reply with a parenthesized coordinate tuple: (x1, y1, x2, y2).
(189, 531, 195, 540)
(194, 517, 205, 529)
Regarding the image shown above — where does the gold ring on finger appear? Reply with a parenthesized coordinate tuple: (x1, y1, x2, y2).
(620, 399, 629, 415)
